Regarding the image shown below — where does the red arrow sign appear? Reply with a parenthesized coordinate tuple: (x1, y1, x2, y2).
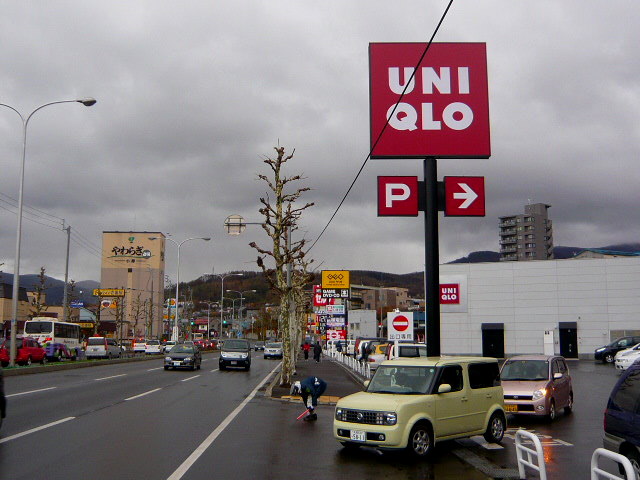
(444, 176, 485, 216)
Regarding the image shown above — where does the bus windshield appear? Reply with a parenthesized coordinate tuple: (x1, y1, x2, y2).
(25, 321, 53, 334)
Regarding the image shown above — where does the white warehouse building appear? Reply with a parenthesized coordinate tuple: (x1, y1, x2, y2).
(437, 256, 640, 359)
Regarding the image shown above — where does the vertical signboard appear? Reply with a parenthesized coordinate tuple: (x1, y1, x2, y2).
(387, 312, 414, 341)
(369, 42, 490, 159)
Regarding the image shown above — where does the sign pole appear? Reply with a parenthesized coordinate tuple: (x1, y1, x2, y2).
(424, 157, 441, 356)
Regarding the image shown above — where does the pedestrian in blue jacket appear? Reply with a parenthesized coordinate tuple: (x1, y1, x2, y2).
(290, 376, 327, 421)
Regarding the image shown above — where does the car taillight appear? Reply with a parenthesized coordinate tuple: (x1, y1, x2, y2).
(368, 357, 376, 362)
(45, 337, 52, 343)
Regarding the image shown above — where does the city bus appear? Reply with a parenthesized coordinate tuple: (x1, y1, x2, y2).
(24, 318, 81, 350)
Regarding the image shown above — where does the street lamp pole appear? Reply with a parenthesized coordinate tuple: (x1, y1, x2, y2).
(227, 289, 256, 336)
(150, 236, 210, 343)
(1, 98, 96, 366)
(205, 272, 243, 339)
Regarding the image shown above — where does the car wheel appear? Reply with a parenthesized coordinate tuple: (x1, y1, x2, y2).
(1, 361, 8, 368)
(219, 364, 226, 371)
(564, 393, 573, 414)
(406, 422, 433, 458)
(547, 400, 556, 421)
(604, 353, 615, 363)
(41, 356, 48, 365)
(57, 352, 63, 362)
(164, 366, 169, 370)
(245, 365, 250, 371)
(623, 449, 640, 479)
(196, 363, 201, 370)
(484, 411, 506, 443)
(26, 356, 32, 366)
(107, 353, 112, 360)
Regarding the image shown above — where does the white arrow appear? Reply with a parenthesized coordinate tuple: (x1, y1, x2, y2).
(453, 183, 478, 209)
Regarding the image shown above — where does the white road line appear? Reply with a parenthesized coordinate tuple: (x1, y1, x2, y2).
(7, 386, 57, 398)
(125, 388, 162, 401)
(147, 367, 164, 371)
(167, 362, 281, 480)
(181, 375, 200, 382)
(210, 368, 219, 373)
(0, 417, 75, 444)
(94, 374, 127, 381)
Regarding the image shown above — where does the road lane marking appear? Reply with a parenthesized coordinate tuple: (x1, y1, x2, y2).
(167, 362, 281, 480)
(210, 368, 219, 372)
(147, 367, 164, 371)
(125, 388, 162, 401)
(181, 375, 200, 382)
(94, 374, 127, 381)
(7, 386, 57, 398)
(0, 417, 75, 444)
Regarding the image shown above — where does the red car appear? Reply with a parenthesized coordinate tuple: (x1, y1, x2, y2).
(0, 336, 47, 367)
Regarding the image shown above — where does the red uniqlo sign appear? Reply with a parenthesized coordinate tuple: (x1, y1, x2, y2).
(444, 176, 485, 217)
(440, 284, 460, 304)
(369, 43, 490, 159)
(377, 176, 419, 216)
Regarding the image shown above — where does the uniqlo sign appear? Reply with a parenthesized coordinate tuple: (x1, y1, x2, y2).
(378, 176, 419, 216)
(444, 176, 485, 217)
(369, 43, 490, 159)
(440, 284, 460, 304)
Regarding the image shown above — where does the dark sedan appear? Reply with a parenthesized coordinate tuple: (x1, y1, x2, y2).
(164, 344, 201, 371)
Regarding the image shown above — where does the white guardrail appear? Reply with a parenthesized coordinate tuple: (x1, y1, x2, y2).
(591, 448, 637, 480)
(515, 429, 547, 480)
(324, 349, 372, 379)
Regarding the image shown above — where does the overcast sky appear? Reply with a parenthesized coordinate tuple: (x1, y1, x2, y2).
(0, 1, 638, 285)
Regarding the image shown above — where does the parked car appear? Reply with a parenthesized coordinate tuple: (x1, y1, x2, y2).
(614, 343, 640, 372)
(0, 366, 5, 431)
(163, 340, 177, 353)
(334, 356, 506, 457)
(354, 337, 387, 359)
(385, 343, 428, 360)
(254, 341, 265, 351)
(367, 343, 390, 371)
(219, 339, 251, 371)
(603, 362, 640, 478)
(264, 342, 283, 359)
(164, 344, 201, 371)
(595, 336, 640, 363)
(0, 336, 47, 366)
(145, 340, 163, 355)
(133, 338, 147, 353)
(85, 337, 122, 359)
(500, 355, 573, 421)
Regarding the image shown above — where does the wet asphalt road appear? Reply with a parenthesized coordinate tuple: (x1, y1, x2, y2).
(0, 355, 625, 479)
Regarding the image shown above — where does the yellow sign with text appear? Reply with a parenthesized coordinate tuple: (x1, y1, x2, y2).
(93, 288, 126, 297)
(321, 270, 350, 290)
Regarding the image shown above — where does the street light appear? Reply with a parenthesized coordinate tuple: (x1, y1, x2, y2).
(1, 98, 96, 367)
(149, 236, 210, 342)
(226, 289, 256, 331)
(204, 272, 243, 339)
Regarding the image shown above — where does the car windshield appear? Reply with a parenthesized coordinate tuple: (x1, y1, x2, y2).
(367, 366, 436, 394)
(501, 360, 549, 381)
(147, 340, 159, 345)
(171, 345, 195, 354)
(224, 340, 249, 350)
(266, 343, 281, 348)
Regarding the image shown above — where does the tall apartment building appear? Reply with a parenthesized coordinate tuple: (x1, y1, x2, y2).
(499, 203, 553, 261)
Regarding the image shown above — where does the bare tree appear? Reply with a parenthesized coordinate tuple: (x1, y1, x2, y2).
(249, 146, 314, 386)
(130, 292, 146, 338)
(30, 267, 49, 318)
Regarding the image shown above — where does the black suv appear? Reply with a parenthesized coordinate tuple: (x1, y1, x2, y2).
(219, 339, 251, 371)
(603, 363, 640, 477)
(595, 336, 640, 363)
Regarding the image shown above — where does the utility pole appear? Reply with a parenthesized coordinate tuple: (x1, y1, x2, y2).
(62, 223, 71, 321)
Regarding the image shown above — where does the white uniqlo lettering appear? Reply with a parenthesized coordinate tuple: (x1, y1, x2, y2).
(388, 67, 415, 94)
(385, 183, 411, 207)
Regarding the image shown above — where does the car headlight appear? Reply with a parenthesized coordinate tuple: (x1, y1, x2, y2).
(595, 347, 605, 352)
(165, 357, 172, 362)
(184, 357, 192, 362)
(383, 412, 397, 425)
(241, 353, 248, 359)
(335, 408, 343, 420)
(532, 388, 547, 400)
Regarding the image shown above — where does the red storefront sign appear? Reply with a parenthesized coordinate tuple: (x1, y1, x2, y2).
(440, 284, 460, 304)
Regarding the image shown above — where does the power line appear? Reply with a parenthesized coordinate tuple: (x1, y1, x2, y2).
(306, 0, 455, 254)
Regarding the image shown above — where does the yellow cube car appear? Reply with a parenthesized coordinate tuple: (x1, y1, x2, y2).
(334, 356, 506, 457)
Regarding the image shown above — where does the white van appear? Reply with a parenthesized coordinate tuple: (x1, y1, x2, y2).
(85, 337, 122, 359)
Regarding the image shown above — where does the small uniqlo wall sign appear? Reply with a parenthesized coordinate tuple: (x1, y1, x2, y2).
(378, 176, 419, 216)
(369, 43, 490, 159)
(440, 284, 460, 304)
(444, 176, 485, 216)
(388, 312, 414, 341)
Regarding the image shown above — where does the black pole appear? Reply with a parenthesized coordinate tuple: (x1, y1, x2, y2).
(424, 157, 441, 356)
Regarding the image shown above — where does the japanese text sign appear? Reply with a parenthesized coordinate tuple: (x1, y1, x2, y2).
(387, 312, 414, 341)
(369, 42, 490, 159)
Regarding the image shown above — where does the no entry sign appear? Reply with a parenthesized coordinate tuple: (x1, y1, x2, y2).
(388, 312, 414, 341)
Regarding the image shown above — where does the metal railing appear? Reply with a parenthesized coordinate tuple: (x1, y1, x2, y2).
(515, 429, 547, 480)
(324, 348, 372, 379)
(591, 448, 637, 480)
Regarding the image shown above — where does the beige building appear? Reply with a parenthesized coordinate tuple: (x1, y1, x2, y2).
(100, 232, 165, 339)
(0, 284, 30, 334)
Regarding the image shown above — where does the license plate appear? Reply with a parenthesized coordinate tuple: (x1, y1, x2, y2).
(173, 361, 181, 366)
(505, 404, 518, 412)
(231, 361, 237, 365)
(350, 430, 366, 442)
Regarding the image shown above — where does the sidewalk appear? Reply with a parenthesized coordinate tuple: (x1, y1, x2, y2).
(269, 354, 364, 405)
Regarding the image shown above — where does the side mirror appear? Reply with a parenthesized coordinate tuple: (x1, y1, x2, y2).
(363, 380, 370, 388)
(437, 383, 452, 394)
(553, 372, 563, 380)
